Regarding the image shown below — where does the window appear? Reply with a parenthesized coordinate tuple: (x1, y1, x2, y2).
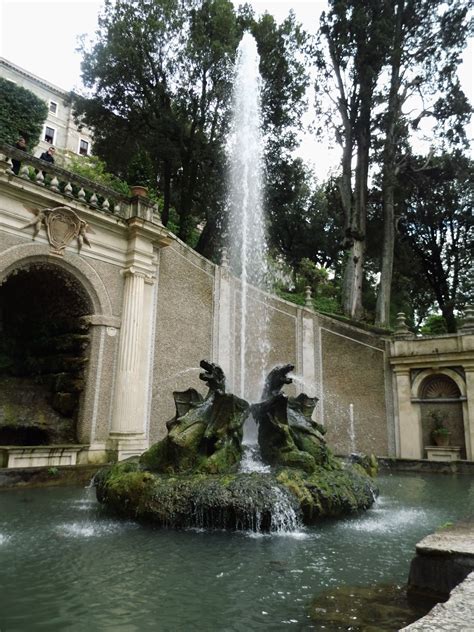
(49, 101, 58, 115)
(79, 139, 89, 156)
(44, 126, 55, 144)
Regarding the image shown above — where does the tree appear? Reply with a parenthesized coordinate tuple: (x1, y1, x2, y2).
(375, 0, 473, 326)
(76, 0, 186, 226)
(267, 158, 342, 280)
(315, 0, 391, 320)
(397, 153, 473, 332)
(75, 1, 311, 261)
(0, 78, 48, 150)
(173, 0, 239, 243)
(75, 0, 238, 245)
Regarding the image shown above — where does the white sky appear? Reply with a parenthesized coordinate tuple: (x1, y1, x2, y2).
(1, 0, 472, 179)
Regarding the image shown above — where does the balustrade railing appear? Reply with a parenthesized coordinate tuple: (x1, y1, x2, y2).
(0, 142, 129, 218)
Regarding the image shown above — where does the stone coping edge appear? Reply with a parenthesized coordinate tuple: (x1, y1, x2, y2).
(0, 463, 106, 489)
(377, 457, 474, 474)
(400, 571, 474, 631)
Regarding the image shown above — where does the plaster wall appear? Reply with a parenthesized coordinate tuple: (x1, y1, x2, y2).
(317, 319, 389, 456)
(149, 242, 215, 443)
(1, 167, 396, 462)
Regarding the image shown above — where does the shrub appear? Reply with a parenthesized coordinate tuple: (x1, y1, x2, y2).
(0, 78, 48, 149)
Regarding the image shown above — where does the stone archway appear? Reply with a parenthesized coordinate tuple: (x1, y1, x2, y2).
(418, 373, 465, 458)
(0, 262, 93, 446)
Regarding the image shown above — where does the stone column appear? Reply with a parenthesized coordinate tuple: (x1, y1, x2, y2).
(298, 300, 320, 424)
(108, 215, 171, 461)
(394, 367, 422, 458)
(109, 267, 149, 459)
(111, 268, 145, 430)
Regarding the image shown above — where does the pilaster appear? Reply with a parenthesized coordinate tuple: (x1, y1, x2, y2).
(463, 364, 474, 460)
(394, 367, 422, 458)
(301, 309, 317, 397)
(213, 255, 234, 390)
(108, 216, 163, 460)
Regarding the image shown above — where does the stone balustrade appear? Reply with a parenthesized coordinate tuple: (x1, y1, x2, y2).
(0, 142, 161, 224)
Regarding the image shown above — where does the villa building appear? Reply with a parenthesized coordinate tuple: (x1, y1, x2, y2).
(0, 57, 93, 162)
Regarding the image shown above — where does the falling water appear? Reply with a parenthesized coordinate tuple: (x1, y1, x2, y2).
(227, 33, 269, 400)
(349, 403, 356, 453)
(240, 413, 270, 473)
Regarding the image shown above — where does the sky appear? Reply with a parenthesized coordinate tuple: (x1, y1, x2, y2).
(1, 0, 472, 179)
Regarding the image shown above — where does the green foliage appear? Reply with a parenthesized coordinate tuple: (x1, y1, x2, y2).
(313, 296, 343, 315)
(268, 161, 343, 274)
(126, 149, 155, 188)
(67, 154, 130, 195)
(430, 411, 449, 435)
(396, 153, 472, 333)
(420, 314, 449, 336)
(0, 78, 48, 149)
(75, 0, 310, 258)
(314, 0, 472, 324)
(276, 289, 306, 307)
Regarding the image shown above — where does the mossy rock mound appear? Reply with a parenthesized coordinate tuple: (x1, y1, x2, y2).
(95, 457, 377, 531)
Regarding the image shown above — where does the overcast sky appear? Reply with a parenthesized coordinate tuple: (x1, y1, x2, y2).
(1, 0, 472, 178)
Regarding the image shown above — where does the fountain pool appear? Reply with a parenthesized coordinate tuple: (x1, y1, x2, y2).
(1, 472, 472, 631)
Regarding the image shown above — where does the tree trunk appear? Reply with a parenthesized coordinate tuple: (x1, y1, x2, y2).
(375, 0, 403, 327)
(342, 239, 365, 319)
(178, 158, 199, 242)
(442, 305, 457, 333)
(375, 181, 395, 326)
(161, 160, 171, 226)
(342, 93, 371, 320)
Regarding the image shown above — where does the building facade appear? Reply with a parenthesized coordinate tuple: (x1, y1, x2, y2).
(0, 57, 93, 161)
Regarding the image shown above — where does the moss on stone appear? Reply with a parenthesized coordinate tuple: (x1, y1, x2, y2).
(96, 456, 378, 529)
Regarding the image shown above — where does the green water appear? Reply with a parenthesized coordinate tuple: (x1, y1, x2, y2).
(0, 472, 473, 631)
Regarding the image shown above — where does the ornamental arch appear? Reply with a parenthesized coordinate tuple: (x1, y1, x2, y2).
(415, 371, 466, 458)
(0, 245, 114, 449)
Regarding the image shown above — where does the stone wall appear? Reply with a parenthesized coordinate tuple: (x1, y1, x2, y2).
(149, 252, 392, 456)
(149, 242, 215, 443)
(318, 318, 389, 455)
(1, 162, 396, 463)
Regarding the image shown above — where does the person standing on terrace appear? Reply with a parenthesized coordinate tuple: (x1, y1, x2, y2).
(11, 136, 27, 175)
(39, 146, 55, 164)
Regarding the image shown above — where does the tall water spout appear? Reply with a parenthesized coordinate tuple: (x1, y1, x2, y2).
(227, 33, 269, 400)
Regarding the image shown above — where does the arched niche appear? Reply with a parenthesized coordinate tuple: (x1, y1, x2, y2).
(0, 243, 112, 317)
(0, 247, 112, 448)
(414, 370, 466, 458)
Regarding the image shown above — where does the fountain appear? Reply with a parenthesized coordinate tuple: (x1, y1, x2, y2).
(95, 359, 377, 531)
(95, 34, 378, 531)
(227, 32, 268, 400)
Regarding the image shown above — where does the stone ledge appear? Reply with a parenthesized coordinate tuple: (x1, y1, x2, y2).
(425, 446, 462, 462)
(403, 520, 474, 631)
(0, 463, 103, 489)
(400, 571, 474, 631)
(378, 457, 474, 474)
(0, 444, 88, 468)
(415, 524, 474, 557)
